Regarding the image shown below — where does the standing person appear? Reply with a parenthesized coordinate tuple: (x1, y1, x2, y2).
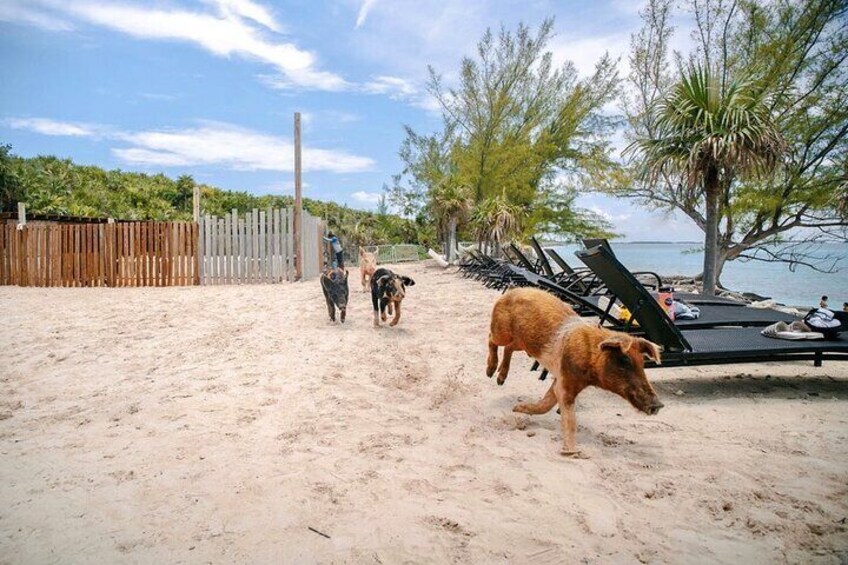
(323, 231, 344, 269)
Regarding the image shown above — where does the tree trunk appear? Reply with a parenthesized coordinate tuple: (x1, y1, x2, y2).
(715, 249, 729, 289)
(702, 168, 720, 295)
(446, 216, 457, 263)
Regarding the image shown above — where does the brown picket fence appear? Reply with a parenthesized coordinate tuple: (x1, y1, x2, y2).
(0, 221, 198, 287)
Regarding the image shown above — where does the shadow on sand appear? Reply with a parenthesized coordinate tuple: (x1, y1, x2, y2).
(653, 375, 848, 402)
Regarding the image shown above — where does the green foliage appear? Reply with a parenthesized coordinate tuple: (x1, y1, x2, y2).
(0, 144, 24, 212)
(3, 148, 417, 246)
(614, 0, 848, 283)
(393, 19, 621, 248)
(627, 63, 785, 293)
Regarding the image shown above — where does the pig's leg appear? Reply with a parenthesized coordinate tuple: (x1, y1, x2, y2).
(486, 334, 499, 378)
(496, 346, 515, 386)
(325, 294, 336, 322)
(513, 383, 557, 414)
(554, 379, 582, 457)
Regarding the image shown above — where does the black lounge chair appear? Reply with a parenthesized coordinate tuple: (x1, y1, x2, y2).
(576, 245, 847, 367)
(506, 244, 541, 273)
(575, 244, 801, 328)
(581, 237, 745, 306)
(528, 237, 556, 277)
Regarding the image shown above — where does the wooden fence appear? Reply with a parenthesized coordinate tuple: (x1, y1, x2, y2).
(0, 221, 198, 287)
(197, 208, 324, 284)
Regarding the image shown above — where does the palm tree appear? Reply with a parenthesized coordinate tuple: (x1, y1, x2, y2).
(472, 190, 524, 256)
(430, 181, 472, 261)
(628, 65, 784, 294)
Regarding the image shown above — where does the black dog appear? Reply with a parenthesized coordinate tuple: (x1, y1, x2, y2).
(320, 268, 349, 323)
(371, 267, 415, 327)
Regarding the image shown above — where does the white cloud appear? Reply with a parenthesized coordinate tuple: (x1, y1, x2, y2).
(0, 1, 74, 31)
(548, 33, 632, 78)
(351, 191, 382, 203)
(576, 193, 703, 242)
(205, 0, 281, 32)
(8, 0, 346, 91)
(7, 117, 375, 174)
(362, 75, 417, 99)
(115, 122, 374, 173)
(355, 0, 378, 28)
(5, 117, 102, 137)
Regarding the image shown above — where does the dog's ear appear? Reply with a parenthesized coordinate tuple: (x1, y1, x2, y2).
(375, 274, 392, 289)
(400, 276, 415, 287)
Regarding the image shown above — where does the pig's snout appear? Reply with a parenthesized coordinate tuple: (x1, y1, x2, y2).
(646, 399, 664, 415)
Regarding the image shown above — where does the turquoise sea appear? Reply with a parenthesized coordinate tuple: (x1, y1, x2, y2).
(552, 242, 848, 309)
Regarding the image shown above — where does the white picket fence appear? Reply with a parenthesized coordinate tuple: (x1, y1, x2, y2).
(198, 208, 323, 284)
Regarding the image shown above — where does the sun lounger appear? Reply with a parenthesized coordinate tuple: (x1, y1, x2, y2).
(528, 237, 556, 277)
(580, 237, 746, 305)
(575, 245, 847, 367)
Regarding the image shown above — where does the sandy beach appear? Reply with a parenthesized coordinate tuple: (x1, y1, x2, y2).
(1, 262, 846, 564)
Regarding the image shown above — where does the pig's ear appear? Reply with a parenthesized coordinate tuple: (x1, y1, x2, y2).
(599, 334, 632, 353)
(637, 338, 662, 364)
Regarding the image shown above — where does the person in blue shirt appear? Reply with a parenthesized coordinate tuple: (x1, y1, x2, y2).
(323, 231, 344, 268)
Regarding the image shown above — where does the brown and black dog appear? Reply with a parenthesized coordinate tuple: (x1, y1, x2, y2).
(487, 287, 663, 457)
(371, 267, 415, 327)
(359, 247, 377, 292)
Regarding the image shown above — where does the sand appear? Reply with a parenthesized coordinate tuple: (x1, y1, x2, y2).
(1, 262, 847, 564)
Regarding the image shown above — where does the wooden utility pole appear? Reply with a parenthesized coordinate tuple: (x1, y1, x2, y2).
(294, 112, 303, 281)
(192, 185, 201, 222)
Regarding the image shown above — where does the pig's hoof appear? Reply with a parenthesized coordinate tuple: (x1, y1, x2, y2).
(560, 449, 588, 459)
(486, 366, 496, 378)
(496, 376, 506, 386)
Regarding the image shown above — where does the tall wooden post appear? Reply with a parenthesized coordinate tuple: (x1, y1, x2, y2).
(192, 185, 201, 223)
(294, 112, 303, 281)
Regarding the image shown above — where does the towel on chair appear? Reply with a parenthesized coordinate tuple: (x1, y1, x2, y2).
(761, 320, 824, 340)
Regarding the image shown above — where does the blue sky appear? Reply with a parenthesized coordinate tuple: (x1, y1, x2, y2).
(0, 0, 703, 241)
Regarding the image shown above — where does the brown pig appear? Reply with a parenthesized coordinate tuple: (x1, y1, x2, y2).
(487, 287, 663, 457)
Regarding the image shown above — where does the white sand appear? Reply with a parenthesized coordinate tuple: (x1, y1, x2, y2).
(1, 262, 846, 564)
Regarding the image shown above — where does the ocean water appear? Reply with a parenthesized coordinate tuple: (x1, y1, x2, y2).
(552, 242, 848, 309)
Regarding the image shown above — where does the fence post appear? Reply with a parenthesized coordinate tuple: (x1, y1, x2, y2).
(17, 203, 26, 230)
(293, 112, 303, 281)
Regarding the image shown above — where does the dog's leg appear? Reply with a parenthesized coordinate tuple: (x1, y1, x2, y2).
(381, 299, 388, 322)
(389, 301, 401, 326)
(486, 334, 499, 378)
(371, 286, 380, 327)
(496, 346, 515, 386)
(340, 307, 346, 324)
(513, 383, 557, 414)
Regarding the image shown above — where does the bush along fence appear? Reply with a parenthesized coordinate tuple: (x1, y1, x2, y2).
(0, 207, 325, 287)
